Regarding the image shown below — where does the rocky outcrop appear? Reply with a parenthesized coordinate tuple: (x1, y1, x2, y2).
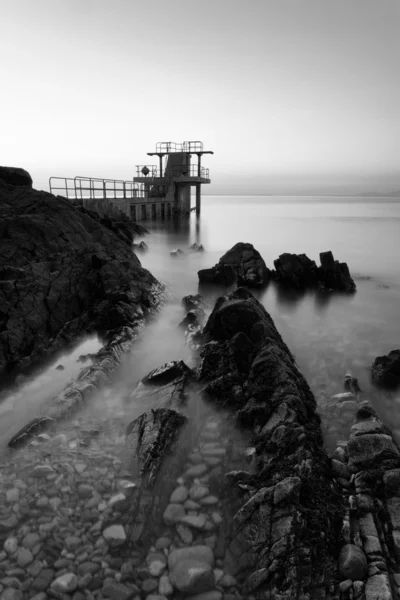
(197, 287, 343, 598)
(198, 243, 271, 288)
(372, 350, 400, 389)
(0, 166, 33, 187)
(330, 402, 400, 599)
(128, 360, 194, 410)
(0, 180, 160, 383)
(273, 250, 356, 293)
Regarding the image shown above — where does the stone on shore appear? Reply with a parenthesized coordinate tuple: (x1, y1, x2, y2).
(169, 559, 215, 594)
(339, 544, 368, 581)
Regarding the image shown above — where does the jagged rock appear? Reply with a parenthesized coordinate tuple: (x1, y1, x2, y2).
(197, 287, 343, 595)
(189, 242, 205, 252)
(120, 407, 194, 549)
(182, 294, 206, 312)
(319, 250, 356, 292)
(339, 545, 368, 581)
(133, 240, 149, 252)
(170, 248, 184, 257)
(273, 253, 319, 289)
(371, 349, 400, 389)
(0, 166, 33, 187)
(198, 242, 270, 288)
(0, 180, 160, 385)
(130, 361, 194, 408)
(8, 417, 55, 449)
(272, 250, 356, 293)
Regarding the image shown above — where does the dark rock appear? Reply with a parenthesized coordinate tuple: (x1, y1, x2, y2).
(8, 416, 55, 448)
(319, 251, 356, 293)
(272, 250, 356, 293)
(347, 433, 400, 472)
(0, 166, 33, 187)
(121, 407, 192, 549)
(273, 253, 319, 289)
(197, 287, 344, 595)
(344, 372, 362, 394)
(0, 181, 161, 384)
(129, 361, 194, 410)
(371, 349, 400, 389)
(182, 294, 206, 312)
(198, 242, 270, 288)
(338, 545, 368, 581)
(198, 263, 236, 286)
(55, 364, 65, 371)
(189, 242, 205, 252)
(133, 241, 148, 252)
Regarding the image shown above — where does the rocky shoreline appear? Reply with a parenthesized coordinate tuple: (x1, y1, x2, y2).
(0, 174, 163, 387)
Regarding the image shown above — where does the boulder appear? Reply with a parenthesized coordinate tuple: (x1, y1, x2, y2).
(169, 559, 215, 594)
(182, 294, 206, 312)
(273, 253, 319, 289)
(198, 243, 270, 288)
(0, 166, 33, 187)
(272, 250, 356, 293)
(347, 433, 400, 472)
(371, 349, 400, 388)
(338, 544, 368, 581)
(319, 251, 356, 292)
(168, 546, 215, 570)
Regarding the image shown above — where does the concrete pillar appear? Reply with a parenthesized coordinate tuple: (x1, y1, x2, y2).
(196, 184, 201, 216)
(176, 184, 191, 215)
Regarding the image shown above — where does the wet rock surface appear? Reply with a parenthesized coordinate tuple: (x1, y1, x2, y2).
(372, 349, 400, 389)
(0, 180, 161, 384)
(198, 243, 271, 288)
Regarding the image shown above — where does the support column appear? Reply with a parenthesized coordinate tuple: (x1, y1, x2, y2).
(197, 153, 202, 177)
(196, 184, 201, 216)
(158, 154, 163, 177)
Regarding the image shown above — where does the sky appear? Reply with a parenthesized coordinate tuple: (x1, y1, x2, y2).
(1, 0, 400, 194)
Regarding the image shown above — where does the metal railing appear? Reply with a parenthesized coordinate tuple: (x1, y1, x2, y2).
(155, 141, 204, 153)
(49, 176, 149, 200)
(169, 165, 210, 178)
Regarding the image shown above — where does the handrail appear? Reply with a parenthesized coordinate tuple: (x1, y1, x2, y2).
(155, 140, 204, 153)
(49, 176, 149, 200)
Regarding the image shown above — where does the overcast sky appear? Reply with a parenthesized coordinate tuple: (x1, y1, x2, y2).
(2, 0, 400, 193)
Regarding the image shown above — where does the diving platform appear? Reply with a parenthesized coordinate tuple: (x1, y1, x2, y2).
(49, 140, 213, 221)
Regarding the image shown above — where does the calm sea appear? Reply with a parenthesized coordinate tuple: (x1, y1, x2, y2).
(1, 196, 400, 450)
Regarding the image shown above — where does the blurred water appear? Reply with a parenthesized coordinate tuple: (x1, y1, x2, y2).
(2, 196, 400, 449)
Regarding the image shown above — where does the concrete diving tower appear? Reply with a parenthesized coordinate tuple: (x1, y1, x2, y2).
(133, 141, 213, 219)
